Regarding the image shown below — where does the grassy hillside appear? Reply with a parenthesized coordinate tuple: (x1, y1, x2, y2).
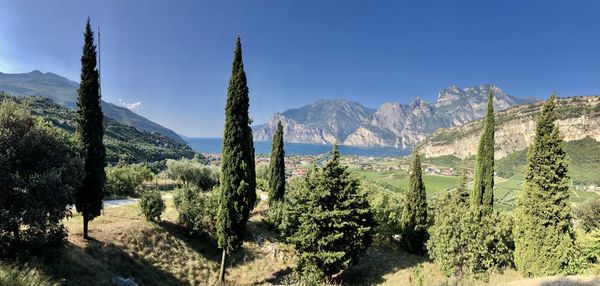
(1, 93, 195, 164)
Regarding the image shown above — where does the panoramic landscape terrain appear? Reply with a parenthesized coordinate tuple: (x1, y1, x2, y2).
(1, 1, 600, 286)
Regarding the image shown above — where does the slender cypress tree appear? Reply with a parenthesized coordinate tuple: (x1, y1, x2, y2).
(471, 89, 495, 212)
(75, 18, 105, 240)
(268, 121, 285, 204)
(400, 148, 428, 254)
(216, 36, 257, 282)
(513, 94, 578, 276)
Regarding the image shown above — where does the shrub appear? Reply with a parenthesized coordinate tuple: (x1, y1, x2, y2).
(369, 192, 403, 244)
(165, 159, 219, 190)
(139, 190, 166, 222)
(174, 188, 218, 237)
(427, 189, 514, 279)
(574, 199, 600, 232)
(0, 101, 83, 256)
(105, 163, 153, 197)
(264, 178, 311, 241)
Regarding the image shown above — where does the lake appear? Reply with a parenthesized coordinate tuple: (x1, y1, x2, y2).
(185, 138, 409, 157)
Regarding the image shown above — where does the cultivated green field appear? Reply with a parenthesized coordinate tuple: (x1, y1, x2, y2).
(353, 169, 599, 212)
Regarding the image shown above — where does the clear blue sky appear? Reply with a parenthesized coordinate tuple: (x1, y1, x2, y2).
(1, 1, 599, 137)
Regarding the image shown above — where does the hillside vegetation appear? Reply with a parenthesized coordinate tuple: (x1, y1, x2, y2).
(0, 93, 195, 164)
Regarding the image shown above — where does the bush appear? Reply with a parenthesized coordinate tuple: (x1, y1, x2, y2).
(574, 199, 600, 232)
(174, 188, 219, 237)
(578, 229, 600, 274)
(264, 178, 310, 241)
(105, 163, 153, 197)
(369, 192, 403, 244)
(139, 190, 166, 222)
(0, 101, 83, 256)
(165, 159, 219, 190)
(427, 189, 514, 279)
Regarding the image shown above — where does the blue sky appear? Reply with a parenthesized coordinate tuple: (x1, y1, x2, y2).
(1, 1, 599, 137)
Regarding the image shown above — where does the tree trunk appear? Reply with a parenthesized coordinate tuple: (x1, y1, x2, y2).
(219, 249, 226, 283)
(83, 214, 89, 240)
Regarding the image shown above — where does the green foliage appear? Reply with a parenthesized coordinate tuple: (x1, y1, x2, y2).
(369, 192, 403, 244)
(574, 199, 600, 232)
(0, 100, 83, 256)
(401, 149, 428, 254)
(427, 174, 514, 279)
(139, 190, 166, 222)
(579, 229, 600, 273)
(105, 163, 153, 197)
(290, 145, 375, 278)
(471, 90, 495, 211)
(165, 158, 219, 191)
(175, 188, 219, 238)
(268, 121, 286, 204)
(75, 19, 106, 235)
(513, 95, 580, 276)
(265, 178, 312, 240)
(217, 36, 257, 254)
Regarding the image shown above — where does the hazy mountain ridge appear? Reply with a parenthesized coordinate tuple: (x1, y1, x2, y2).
(254, 84, 527, 149)
(0, 71, 186, 144)
(422, 95, 600, 159)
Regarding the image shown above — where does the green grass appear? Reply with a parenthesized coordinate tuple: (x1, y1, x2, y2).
(0, 264, 59, 286)
(354, 170, 459, 197)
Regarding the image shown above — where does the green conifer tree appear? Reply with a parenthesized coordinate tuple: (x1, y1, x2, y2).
(291, 145, 374, 279)
(513, 94, 579, 276)
(216, 36, 257, 282)
(400, 148, 428, 254)
(471, 89, 495, 212)
(268, 121, 285, 204)
(75, 18, 105, 240)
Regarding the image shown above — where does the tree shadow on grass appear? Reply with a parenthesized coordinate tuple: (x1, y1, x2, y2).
(539, 277, 600, 286)
(336, 243, 428, 285)
(156, 220, 222, 263)
(27, 240, 187, 286)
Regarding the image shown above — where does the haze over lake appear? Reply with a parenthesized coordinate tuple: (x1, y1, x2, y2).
(185, 137, 410, 157)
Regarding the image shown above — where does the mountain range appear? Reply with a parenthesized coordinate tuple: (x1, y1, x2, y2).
(254, 84, 532, 149)
(422, 95, 600, 159)
(0, 70, 185, 144)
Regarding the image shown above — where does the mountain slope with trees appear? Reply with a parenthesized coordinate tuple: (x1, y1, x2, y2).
(0, 93, 195, 164)
(0, 70, 186, 144)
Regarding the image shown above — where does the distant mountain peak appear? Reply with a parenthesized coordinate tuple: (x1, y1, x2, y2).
(255, 84, 530, 149)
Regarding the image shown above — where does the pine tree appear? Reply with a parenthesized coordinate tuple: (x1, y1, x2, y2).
(216, 36, 257, 282)
(471, 89, 495, 212)
(513, 94, 579, 276)
(268, 121, 285, 204)
(291, 145, 374, 279)
(75, 18, 105, 240)
(400, 148, 428, 254)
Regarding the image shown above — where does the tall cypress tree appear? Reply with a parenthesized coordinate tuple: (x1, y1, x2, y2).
(75, 18, 105, 240)
(400, 148, 428, 254)
(216, 36, 257, 282)
(513, 94, 578, 276)
(268, 121, 285, 204)
(471, 89, 495, 212)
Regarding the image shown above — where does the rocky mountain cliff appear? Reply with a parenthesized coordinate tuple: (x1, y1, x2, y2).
(254, 84, 527, 149)
(422, 96, 600, 159)
(0, 71, 186, 144)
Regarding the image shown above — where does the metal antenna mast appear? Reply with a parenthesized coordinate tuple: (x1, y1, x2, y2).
(97, 26, 101, 97)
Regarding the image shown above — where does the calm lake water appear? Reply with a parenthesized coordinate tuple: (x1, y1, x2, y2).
(185, 138, 409, 157)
